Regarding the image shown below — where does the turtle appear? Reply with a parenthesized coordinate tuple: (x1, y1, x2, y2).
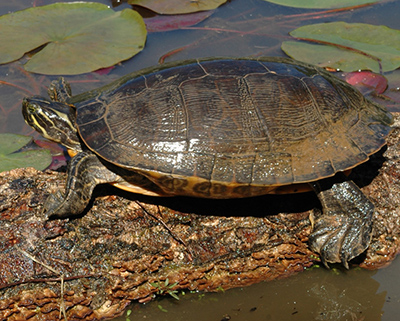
(22, 57, 393, 267)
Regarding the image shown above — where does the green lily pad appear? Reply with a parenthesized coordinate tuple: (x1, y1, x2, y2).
(262, 0, 381, 9)
(0, 134, 52, 172)
(0, 2, 147, 75)
(128, 0, 227, 14)
(282, 22, 400, 72)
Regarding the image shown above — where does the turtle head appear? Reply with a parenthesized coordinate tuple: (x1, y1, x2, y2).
(22, 96, 82, 152)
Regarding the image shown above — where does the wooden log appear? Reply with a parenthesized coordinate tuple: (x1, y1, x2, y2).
(1, 113, 400, 320)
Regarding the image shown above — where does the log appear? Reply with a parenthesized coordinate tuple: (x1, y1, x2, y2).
(1, 113, 400, 321)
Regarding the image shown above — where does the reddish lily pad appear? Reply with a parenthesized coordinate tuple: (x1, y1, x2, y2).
(128, 0, 226, 14)
(35, 139, 68, 171)
(344, 71, 388, 95)
(145, 10, 214, 32)
(0, 2, 147, 75)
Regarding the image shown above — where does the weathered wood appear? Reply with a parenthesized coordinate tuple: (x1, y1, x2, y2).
(1, 113, 400, 320)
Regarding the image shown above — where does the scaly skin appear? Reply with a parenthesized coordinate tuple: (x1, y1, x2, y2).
(309, 176, 374, 268)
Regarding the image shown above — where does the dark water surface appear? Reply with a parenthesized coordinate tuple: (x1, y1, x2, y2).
(116, 256, 400, 321)
(1, 0, 400, 320)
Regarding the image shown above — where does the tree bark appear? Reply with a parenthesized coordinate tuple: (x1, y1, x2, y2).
(1, 113, 400, 321)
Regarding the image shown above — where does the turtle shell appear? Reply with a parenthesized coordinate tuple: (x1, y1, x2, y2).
(69, 57, 393, 197)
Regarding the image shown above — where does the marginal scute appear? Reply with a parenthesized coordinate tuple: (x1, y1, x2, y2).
(73, 57, 392, 197)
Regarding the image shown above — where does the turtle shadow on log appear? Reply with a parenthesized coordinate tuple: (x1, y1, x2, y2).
(91, 146, 386, 220)
(94, 181, 317, 218)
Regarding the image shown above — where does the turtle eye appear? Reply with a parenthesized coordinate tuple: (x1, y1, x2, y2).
(27, 104, 37, 114)
(27, 103, 42, 115)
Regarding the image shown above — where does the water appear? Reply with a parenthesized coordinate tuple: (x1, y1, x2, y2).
(122, 267, 384, 321)
(116, 257, 400, 321)
(1, 0, 400, 320)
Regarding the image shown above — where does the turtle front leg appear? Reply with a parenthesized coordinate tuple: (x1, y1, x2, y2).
(45, 151, 120, 219)
(308, 176, 374, 268)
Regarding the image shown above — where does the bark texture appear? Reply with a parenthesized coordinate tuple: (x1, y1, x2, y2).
(1, 113, 400, 320)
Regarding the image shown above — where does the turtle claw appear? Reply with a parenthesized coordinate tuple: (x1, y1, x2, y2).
(43, 191, 67, 219)
(309, 214, 372, 269)
(48, 77, 72, 103)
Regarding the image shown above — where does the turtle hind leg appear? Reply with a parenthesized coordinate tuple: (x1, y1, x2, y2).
(309, 176, 374, 268)
(44, 151, 120, 219)
(47, 77, 72, 103)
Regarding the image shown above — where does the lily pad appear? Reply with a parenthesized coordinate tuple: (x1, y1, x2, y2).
(0, 2, 147, 75)
(344, 71, 388, 95)
(128, 0, 227, 14)
(0, 134, 52, 172)
(282, 22, 400, 72)
(262, 0, 381, 9)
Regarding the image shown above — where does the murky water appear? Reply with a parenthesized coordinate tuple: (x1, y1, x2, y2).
(115, 255, 400, 321)
(1, 0, 400, 320)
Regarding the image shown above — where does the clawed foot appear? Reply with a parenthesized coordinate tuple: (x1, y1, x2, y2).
(43, 191, 67, 218)
(43, 189, 85, 219)
(309, 214, 372, 268)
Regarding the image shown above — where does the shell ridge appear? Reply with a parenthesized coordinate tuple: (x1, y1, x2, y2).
(298, 76, 330, 130)
(142, 74, 149, 89)
(256, 60, 272, 73)
(240, 76, 273, 145)
(196, 60, 210, 76)
(177, 84, 191, 153)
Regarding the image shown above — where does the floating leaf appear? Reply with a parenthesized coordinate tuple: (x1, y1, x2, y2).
(282, 22, 400, 72)
(282, 41, 374, 71)
(344, 71, 388, 95)
(35, 139, 68, 170)
(262, 0, 381, 9)
(0, 134, 51, 172)
(145, 10, 214, 32)
(0, 2, 147, 75)
(128, 0, 226, 14)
